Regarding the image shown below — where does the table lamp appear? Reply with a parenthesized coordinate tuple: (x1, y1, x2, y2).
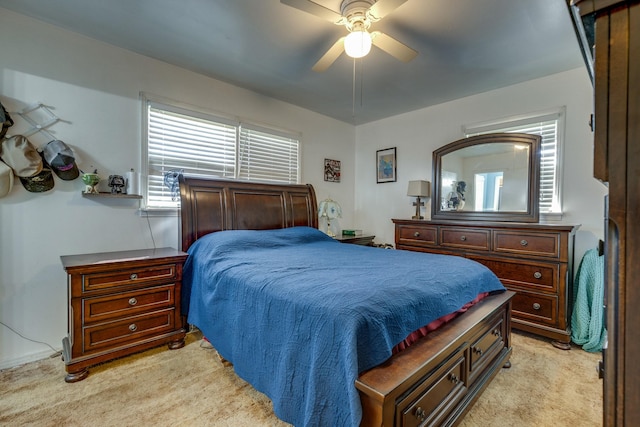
(318, 198, 342, 237)
(407, 180, 430, 220)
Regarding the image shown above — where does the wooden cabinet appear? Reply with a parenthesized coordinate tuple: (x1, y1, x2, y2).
(393, 219, 579, 348)
(60, 247, 188, 382)
(572, 1, 640, 424)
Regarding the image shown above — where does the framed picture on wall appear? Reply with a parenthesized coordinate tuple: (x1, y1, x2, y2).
(324, 158, 341, 182)
(376, 147, 397, 183)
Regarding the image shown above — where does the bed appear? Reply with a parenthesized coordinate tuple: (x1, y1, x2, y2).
(178, 175, 514, 427)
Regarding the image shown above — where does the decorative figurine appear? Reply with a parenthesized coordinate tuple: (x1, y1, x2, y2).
(108, 174, 126, 194)
(81, 169, 100, 194)
(447, 181, 466, 211)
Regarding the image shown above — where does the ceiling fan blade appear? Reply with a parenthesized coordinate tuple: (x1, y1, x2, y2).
(367, 0, 408, 21)
(371, 31, 418, 63)
(312, 37, 346, 72)
(280, 0, 344, 24)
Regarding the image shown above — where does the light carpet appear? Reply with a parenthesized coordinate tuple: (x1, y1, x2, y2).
(0, 330, 602, 426)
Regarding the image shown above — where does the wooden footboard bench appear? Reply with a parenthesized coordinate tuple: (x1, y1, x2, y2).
(357, 290, 514, 427)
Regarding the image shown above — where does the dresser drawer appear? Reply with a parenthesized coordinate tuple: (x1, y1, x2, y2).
(510, 290, 557, 326)
(470, 257, 559, 292)
(396, 225, 437, 246)
(440, 227, 490, 251)
(82, 264, 178, 293)
(398, 353, 467, 427)
(83, 284, 175, 324)
(494, 231, 560, 258)
(82, 309, 176, 353)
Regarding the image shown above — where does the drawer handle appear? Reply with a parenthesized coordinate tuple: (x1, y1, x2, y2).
(473, 346, 483, 356)
(415, 407, 426, 421)
(129, 323, 138, 332)
(533, 271, 542, 279)
(130, 273, 138, 280)
(533, 303, 541, 310)
(128, 297, 138, 306)
(414, 231, 420, 237)
(448, 373, 460, 384)
(520, 239, 528, 246)
(492, 328, 501, 337)
(460, 235, 467, 241)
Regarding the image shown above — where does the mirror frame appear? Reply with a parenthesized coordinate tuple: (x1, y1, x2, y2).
(431, 133, 541, 223)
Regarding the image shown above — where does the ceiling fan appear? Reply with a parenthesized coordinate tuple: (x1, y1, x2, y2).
(281, 0, 418, 72)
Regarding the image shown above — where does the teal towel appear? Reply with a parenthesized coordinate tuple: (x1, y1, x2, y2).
(571, 247, 606, 352)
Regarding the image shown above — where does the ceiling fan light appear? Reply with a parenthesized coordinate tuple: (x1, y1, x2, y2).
(344, 30, 372, 58)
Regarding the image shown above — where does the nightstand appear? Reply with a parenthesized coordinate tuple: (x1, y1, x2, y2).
(334, 234, 376, 246)
(60, 247, 188, 382)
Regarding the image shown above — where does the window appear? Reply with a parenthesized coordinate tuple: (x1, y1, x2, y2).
(463, 109, 564, 214)
(142, 95, 300, 209)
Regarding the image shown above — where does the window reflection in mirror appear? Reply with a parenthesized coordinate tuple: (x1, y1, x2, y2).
(474, 172, 503, 211)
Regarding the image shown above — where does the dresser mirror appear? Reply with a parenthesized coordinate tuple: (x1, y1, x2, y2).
(431, 133, 541, 222)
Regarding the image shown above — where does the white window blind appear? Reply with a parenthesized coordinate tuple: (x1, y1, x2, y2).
(238, 124, 299, 183)
(143, 97, 300, 209)
(464, 111, 563, 214)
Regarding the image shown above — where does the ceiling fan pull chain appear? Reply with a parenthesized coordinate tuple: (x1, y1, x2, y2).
(360, 57, 364, 107)
(352, 57, 357, 117)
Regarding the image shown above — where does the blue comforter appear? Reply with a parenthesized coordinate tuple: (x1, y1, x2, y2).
(182, 226, 505, 426)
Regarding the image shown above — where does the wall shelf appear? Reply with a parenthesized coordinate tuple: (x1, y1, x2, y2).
(82, 192, 142, 199)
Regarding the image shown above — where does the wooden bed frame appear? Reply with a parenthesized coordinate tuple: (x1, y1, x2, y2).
(178, 175, 514, 427)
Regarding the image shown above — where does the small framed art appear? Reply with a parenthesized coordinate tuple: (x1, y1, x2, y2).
(324, 158, 341, 182)
(376, 147, 397, 183)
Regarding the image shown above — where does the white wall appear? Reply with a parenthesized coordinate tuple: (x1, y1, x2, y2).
(0, 9, 355, 368)
(354, 68, 607, 263)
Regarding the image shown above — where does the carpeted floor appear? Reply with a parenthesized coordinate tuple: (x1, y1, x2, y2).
(0, 330, 602, 426)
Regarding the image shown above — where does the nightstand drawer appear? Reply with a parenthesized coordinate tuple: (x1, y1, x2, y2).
(83, 309, 176, 353)
(511, 290, 557, 326)
(83, 284, 175, 323)
(494, 231, 560, 258)
(470, 257, 559, 292)
(82, 264, 177, 293)
(440, 227, 489, 251)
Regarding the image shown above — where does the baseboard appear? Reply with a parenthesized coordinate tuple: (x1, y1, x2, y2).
(0, 348, 61, 371)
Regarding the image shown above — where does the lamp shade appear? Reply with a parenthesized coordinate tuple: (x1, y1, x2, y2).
(318, 198, 342, 219)
(407, 180, 430, 197)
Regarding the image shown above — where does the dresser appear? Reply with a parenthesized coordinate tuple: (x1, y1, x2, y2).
(393, 219, 579, 349)
(60, 247, 188, 382)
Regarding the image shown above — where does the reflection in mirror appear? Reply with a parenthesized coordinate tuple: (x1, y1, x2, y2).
(440, 142, 529, 212)
(432, 133, 540, 222)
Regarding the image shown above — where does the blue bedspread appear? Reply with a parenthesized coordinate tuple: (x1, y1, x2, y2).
(182, 226, 505, 426)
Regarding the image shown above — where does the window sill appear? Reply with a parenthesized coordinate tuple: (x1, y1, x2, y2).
(540, 212, 564, 222)
(137, 207, 179, 217)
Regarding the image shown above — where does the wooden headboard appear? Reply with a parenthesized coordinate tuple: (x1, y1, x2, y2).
(178, 175, 318, 252)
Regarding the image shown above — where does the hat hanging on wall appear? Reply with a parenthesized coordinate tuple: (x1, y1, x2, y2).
(41, 139, 79, 180)
(0, 135, 43, 177)
(0, 101, 14, 140)
(19, 165, 54, 193)
(0, 160, 14, 198)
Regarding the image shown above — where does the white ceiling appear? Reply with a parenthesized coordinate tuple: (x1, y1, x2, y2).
(0, 0, 586, 125)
